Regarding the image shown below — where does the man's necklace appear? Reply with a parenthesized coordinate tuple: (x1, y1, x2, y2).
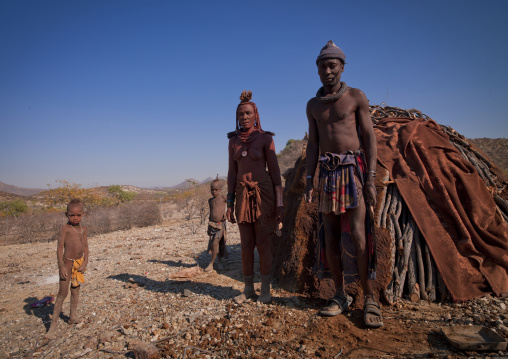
(315, 82, 348, 103)
(70, 224, 83, 235)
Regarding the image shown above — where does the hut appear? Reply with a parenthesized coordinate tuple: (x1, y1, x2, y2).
(272, 106, 508, 306)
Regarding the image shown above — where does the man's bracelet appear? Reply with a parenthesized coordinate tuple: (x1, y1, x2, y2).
(367, 171, 376, 177)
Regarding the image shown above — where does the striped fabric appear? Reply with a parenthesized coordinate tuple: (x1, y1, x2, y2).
(318, 151, 359, 214)
(313, 151, 376, 283)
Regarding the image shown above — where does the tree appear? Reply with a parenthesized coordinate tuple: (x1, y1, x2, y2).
(108, 185, 136, 203)
(179, 179, 212, 224)
(178, 192, 199, 221)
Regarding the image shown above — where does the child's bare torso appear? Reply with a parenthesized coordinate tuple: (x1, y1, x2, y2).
(62, 224, 86, 260)
(209, 196, 226, 223)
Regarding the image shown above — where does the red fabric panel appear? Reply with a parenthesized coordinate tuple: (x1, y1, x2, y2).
(375, 117, 508, 301)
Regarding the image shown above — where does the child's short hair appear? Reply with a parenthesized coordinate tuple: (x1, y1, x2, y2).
(67, 199, 83, 212)
(211, 175, 221, 187)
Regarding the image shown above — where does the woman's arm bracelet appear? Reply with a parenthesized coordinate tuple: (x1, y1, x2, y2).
(367, 170, 377, 177)
(275, 185, 284, 207)
(226, 193, 235, 208)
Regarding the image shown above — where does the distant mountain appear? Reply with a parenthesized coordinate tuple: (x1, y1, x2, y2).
(118, 185, 168, 195)
(0, 181, 44, 196)
(200, 177, 215, 184)
(170, 178, 209, 189)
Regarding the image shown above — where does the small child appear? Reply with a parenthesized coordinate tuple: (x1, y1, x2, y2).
(45, 199, 89, 339)
(205, 178, 228, 271)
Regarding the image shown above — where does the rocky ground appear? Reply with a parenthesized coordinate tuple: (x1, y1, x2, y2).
(1, 215, 507, 359)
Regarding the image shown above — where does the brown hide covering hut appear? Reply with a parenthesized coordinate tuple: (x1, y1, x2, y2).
(272, 106, 508, 305)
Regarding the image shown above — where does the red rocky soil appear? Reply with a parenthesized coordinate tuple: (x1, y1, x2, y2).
(1, 216, 507, 358)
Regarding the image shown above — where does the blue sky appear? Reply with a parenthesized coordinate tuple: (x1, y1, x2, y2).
(1, 0, 507, 189)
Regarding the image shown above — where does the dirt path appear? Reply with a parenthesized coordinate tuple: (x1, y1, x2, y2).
(0, 218, 506, 358)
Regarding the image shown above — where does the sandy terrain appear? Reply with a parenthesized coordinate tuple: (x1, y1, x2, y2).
(1, 216, 507, 358)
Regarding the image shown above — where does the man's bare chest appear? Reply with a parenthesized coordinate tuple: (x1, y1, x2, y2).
(312, 102, 355, 125)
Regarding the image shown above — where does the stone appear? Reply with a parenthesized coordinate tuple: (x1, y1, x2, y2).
(497, 324, 508, 335)
(83, 337, 98, 350)
(99, 330, 119, 343)
(121, 326, 135, 336)
(128, 339, 160, 359)
(188, 312, 201, 323)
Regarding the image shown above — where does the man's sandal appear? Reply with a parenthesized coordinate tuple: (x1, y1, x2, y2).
(364, 297, 384, 328)
(319, 294, 353, 317)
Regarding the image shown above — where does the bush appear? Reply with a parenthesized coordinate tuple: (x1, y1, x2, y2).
(84, 201, 162, 236)
(108, 185, 136, 203)
(131, 201, 162, 227)
(43, 179, 110, 208)
(116, 205, 134, 231)
(0, 200, 164, 245)
(85, 206, 112, 236)
(0, 211, 62, 245)
(0, 200, 29, 217)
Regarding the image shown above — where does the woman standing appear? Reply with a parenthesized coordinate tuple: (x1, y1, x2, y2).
(227, 91, 284, 303)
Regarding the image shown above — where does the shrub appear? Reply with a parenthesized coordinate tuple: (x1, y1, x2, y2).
(0, 198, 163, 245)
(0, 199, 29, 217)
(43, 179, 110, 208)
(108, 185, 136, 203)
(131, 201, 162, 227)
(84, 201, 161, 236)
(85, 206, 112, 236)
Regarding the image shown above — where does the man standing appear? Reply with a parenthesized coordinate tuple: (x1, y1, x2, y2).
(305, 40, 382, 327)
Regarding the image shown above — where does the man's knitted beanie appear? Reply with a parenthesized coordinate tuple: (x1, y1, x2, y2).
(316, 40, 346, 65)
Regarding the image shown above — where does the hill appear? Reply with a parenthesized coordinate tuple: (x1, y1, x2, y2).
(469, 138, 508, 175)
(117, 185, 167, 196)
(0, 191, 26, 202)
(170, 177, 215, 189)
(277, 138, 306, 175)
(0, 181, 43, 196)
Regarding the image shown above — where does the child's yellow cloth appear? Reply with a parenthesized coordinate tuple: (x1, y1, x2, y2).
(71, 257, 85, 287)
